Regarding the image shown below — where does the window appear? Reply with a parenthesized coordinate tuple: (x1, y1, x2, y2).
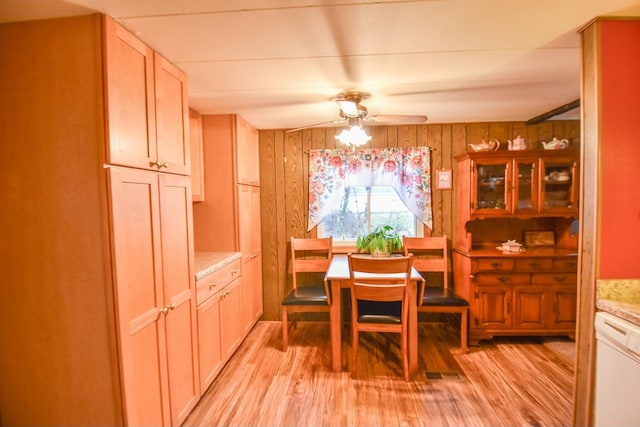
(317, 185, 423, 244)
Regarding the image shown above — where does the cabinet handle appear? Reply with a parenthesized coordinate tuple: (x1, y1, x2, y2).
(159, 306, 169, 314)
(231, 270, 239, 275)
(554, 276, 567, 283)
(469, 274, 476, 282)
(149, 161, 169, 169)
(567, 262, 577, 269)
(168, 304, 175, 310)
(209, 282, 217, 290)
(529, 262, 540, 269)
(490, 262, 502, 269)
(498, 275, 512, 283)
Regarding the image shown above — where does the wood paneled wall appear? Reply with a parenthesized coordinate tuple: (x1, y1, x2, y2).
(258, 120, 580, 321)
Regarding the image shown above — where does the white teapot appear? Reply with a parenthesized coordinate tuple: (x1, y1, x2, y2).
(469, 139, 500, 152)
(541, 137, 569, 150)
(507, 135, 527, 151)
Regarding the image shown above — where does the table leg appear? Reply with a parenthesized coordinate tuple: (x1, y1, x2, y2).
(330, 279, 342, 372)
(408, 279, 419, 376)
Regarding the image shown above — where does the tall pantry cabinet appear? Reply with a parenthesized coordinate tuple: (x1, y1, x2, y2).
(0, 14, 199, 426)
(193, 114, 264, 334)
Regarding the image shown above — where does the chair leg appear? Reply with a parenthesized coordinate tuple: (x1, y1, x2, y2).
(282, 307, 288, 351)
(402, 331, 409, 381)
(461, 308, 468, 353)
(351, 327, 359, 379)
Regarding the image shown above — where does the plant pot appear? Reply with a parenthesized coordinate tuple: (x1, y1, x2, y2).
(370, 249, 391, 257)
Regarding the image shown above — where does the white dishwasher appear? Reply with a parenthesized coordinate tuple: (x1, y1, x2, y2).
(593, 311, 640, 427)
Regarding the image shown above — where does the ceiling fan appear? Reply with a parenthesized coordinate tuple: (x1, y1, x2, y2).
(286, 91, 428, 133)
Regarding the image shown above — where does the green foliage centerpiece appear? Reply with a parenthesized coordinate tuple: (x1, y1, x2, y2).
(356, 225, 403, 256)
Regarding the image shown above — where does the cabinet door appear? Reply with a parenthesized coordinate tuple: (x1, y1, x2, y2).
(549, 286, 577, 329)
(158, 174, 199, 425)
(196, 292, 223, 392)
(474, 286, 511, 329)
(236, 116, 259, 185)
(220, 278, 243, 361)
(471, 158, 511, 216)
(104, 17, 157, 171)
(513, 286, 548, 329)
(539, 157, 579, 214)
(108, 167, 170, 427)
(189, 109, 205, 202)
(238, 185, 263, 331)
(513, 158, 539, 213)
(155, 54, 190, 175)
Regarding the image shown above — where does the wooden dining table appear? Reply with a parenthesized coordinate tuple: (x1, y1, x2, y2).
(324, 253, 425, 376)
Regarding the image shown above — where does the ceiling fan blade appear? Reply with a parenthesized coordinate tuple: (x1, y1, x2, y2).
(365, 115, 428, 125)
(286, 119, 346, 133)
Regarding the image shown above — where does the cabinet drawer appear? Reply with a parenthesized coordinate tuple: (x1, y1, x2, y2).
(196, 259, 241, 306)
(475, 258, 515, 272)
(552, 258, 578, 271)
(531, 272, 577, 286)
(514, 258, 553, 272)
(475, 273, 530, 286)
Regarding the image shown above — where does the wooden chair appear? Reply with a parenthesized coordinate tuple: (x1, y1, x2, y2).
(348, 253, 414, 381)
(403, 235, 469, 353)
(281, 236, 333, 351)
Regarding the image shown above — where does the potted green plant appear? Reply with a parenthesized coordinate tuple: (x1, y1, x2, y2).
(356, 225, 403, 256)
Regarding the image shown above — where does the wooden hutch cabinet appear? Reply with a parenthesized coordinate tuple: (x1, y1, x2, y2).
(453, 149, 579, 345)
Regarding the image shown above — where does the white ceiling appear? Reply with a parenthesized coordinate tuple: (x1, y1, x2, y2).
(3, 0, 640, 130)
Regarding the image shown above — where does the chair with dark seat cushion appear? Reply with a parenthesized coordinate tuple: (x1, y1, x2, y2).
(348, 253, 413, 381)
(403, 235, 469, 353)
(281, 236, 333, 350)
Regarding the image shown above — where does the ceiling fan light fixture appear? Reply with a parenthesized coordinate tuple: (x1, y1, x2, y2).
(335, 124, 372, 148)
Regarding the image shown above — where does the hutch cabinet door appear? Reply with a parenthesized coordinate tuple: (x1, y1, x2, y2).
(549, 286, 578, 329)
(513, 158, 539, 214)
(471, 158, 511, 216)
(474, 286, 512, 329)
(539, 156, 579, 214)
(513, 286, 548, 329)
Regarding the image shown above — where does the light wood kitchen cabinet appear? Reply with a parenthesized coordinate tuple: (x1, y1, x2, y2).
(192, 113, 263, 356)
(109, 167, 199, 426)
(0, 15, 199, 426)
(236, 115, 260, 185)
(195, 258, 241, 391)
(238, 184, 264, 333)
(189, 109, 205, 202)
(105, 17, 190, 175)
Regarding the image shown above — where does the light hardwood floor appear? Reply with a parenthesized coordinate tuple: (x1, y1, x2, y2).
(183, 321, 574, 427)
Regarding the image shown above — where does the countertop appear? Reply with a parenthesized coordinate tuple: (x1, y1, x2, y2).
(596, 278, 640, 326)
(194, 252, 241, 281)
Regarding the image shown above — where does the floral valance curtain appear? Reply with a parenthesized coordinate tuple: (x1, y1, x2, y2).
(307, 147, 433, 231)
